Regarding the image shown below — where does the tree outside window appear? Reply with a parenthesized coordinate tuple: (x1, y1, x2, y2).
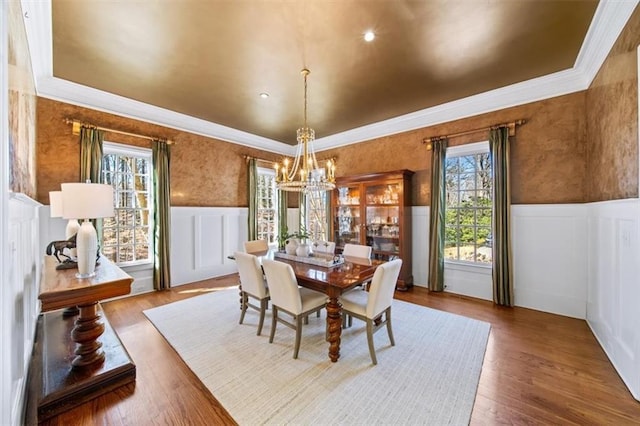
(256, 168, 278, 244)
(101, 143, 153, 265)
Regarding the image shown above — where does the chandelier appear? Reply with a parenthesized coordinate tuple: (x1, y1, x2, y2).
(274, 69, 335, 192)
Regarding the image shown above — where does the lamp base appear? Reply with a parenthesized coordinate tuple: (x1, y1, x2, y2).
(75, 271, 96, 279)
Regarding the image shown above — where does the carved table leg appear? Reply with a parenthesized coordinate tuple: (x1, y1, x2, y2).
(326, 295, 343, 362)
(71, 301, 105, 369)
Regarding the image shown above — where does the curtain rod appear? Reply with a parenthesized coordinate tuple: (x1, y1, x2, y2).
(422, 119, 526, 148)
(63, 118, 174, 145)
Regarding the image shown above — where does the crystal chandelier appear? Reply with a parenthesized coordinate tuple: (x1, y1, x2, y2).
(274, 69, 335, 192)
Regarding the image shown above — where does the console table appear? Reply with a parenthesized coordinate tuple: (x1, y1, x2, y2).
(33, 256, 136, 421)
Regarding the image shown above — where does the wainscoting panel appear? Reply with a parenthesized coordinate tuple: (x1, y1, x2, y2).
(587, 199, 640, 401)
(512, 204, 588, 319)
(171, 207, 246, 286)
(194, 214, 225, 269)
(7, 194, 41, 426)
(411, 206, 428, 288)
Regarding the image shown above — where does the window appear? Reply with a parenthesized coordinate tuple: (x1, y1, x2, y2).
(304, 191, 329, 240)
(444, 141, 492, 265)
(101, 142, 153, 265)
(256, 167, 278, 244)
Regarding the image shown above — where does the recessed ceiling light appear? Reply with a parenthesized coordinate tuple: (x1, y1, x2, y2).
(259, 92, 269, 99)
(364, 31, 375, 42)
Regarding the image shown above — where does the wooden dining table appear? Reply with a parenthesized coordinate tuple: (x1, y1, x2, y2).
(248, 250, 384, 363)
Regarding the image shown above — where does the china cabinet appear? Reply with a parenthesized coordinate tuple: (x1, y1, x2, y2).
(332, 170, 413, 290)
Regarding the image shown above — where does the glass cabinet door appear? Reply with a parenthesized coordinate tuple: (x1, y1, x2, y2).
(364, 183, 401, 257)
(334, 185, 361, 248)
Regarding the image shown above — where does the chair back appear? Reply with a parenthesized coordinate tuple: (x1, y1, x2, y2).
(244, 239, 269, 254)
(343, 243, 372, 259)
(262, 259, 302, 314)
(312, 240, 336, 255)
(366, 259, 403, 319)
(234, 251, 268, 298)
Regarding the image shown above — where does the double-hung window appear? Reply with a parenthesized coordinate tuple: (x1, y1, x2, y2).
(303, 191, 329, 241)
(256, 167, 278, 244)
(101, 142, 153, 265)
(444, 141, 493, 265)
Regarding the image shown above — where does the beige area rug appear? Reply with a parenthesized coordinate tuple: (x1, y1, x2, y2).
(143, 288, 490, 425)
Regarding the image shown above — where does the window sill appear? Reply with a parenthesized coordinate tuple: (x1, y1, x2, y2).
(444, 260, 492, 275)
(115, 261, 153, 273)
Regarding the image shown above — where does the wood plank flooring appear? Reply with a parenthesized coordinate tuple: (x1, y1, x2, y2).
(31, 276, 640, 425)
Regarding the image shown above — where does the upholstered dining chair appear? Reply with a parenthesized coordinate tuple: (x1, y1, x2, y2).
(339, 259, 403, 365)
(234, 251, 270, 336)
(244, 239, 269, 254)
(342, 243, 373, 290)
(342, 243, 372, 259)
(262, 259, 327, 359)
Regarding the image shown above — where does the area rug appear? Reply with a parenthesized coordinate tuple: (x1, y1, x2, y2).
(143, 288, 490, 425)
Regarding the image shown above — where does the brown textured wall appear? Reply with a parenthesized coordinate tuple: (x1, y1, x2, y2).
(36, 98, 281, 206)
(323, 91, 588, 205)
(586, 6, 640, 201)
(37, 91, 588, 207)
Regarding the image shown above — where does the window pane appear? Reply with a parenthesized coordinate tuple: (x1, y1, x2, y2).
(102, 146, 153, 265)
(444, 149, 493, 264)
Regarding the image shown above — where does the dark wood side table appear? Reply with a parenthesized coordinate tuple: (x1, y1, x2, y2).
(32, 256, 136, 421)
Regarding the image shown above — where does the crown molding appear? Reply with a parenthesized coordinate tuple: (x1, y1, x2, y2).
(21, 0, 638, 155)
(573, 0, 639, 85)
(36, 76, 288, 154)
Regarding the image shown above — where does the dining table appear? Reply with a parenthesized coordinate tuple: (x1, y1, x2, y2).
(241, 249, 384, 363)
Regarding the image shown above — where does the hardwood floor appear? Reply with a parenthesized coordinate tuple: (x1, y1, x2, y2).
(32, 276, 640, 425)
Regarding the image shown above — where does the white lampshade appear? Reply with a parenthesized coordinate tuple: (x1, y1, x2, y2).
(60, 183, 115, 278)
(61, 183, 114, 220)
(49, 191, 63, 218)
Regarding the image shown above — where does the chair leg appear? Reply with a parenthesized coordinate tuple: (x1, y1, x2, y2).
(269, 306, 278, 343)
(293, 315, 303, 359)
(366, 320, 377, 365)
(385, 308, 395, 346)
(257, 298, 267, 336)
(239, 292, 247, 324)
(316, 310, 320, 318)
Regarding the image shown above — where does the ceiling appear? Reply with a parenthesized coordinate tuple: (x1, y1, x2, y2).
(23, 1, 638, 152)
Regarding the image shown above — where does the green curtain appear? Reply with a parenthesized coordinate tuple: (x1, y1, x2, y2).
(489, 127, 514, 306)
(80, 126, 104, 184)
(247, 158, 258, 241)
(428, 138, 447, 292)
(278, 189, 288, 249)
(79, 126, 105, 241)
(152, 139, 171, 291)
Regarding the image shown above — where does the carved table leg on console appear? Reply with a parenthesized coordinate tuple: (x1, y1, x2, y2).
(326, 291, 343, 363)
(71, 301, 106, 368)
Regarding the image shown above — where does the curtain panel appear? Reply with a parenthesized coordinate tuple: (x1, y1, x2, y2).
(428, 138, 447, 292)
(247, 158, 258, 241)
(79, 126, 105, 239)
(152, 139, 172, 291)
(489, 127, 514, 306)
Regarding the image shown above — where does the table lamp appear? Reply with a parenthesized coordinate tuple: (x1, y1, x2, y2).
(49, 190, 80, 257)
(61, 182, 115, 278)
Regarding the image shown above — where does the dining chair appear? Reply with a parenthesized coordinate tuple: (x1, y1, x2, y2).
(262, 259, 327, 359)
(234, 251, 270, 336)
(342, 243, 373, 290)
(244, 239, 269, 254)
(342, 243, 372, 259)
(339, 259, 403, 365)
